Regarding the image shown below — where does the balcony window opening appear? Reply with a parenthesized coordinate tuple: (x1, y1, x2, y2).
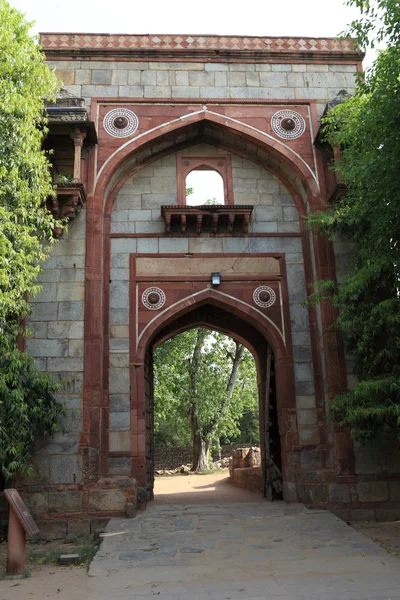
(185, 170, 225, 206)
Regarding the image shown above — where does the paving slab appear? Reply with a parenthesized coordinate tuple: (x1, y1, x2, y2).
(87, 500, 400, 600)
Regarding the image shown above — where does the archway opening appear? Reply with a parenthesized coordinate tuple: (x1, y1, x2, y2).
(143, 302, 283, 504)
(185, 169, 225, 205)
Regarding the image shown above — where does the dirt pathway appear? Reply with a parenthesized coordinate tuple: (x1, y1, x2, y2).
(154, 471, 263, 504)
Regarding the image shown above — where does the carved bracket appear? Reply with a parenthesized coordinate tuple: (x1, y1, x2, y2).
(48, 182, 87, 237)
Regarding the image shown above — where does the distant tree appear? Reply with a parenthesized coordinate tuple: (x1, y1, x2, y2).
(0, 1, 64, 483)
(154, 329, 258, 470)
(307, 0, 400, 443)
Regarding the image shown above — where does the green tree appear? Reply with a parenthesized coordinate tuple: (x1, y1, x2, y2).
(307, 0, 400, 443)
(0, 1, 64, 483)
(154, 329, 258, 470)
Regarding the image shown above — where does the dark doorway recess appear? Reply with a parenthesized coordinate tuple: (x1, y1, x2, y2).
(143, 302, 283, 501)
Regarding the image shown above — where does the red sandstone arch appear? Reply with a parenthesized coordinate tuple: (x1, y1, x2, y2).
(131, 289, 297, 495)
(95, 111, 321, 212)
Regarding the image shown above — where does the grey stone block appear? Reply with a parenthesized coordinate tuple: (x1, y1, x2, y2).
(110, 308, 129, 325)
(249, 222, 278, 233)
(82, 85, 119, 97)
(189, 71, 214, 86)
(171, 86, 200, 98)
(300, 450, 322, 469)
(50, 454, 82, 484)
(297, 409, 318, 426)
(110, 280, 129, 309)
(205, 63, 229, 71)
(55, 394, 82, 409)
(88, 489, 126, 511)
(109, 431, 130, 452)
(259, 72, 288, 87)
(48, 321, 84, 340)
(293, 345, 313, 362)
(110, 268, 129, 281)
(47, 357, 83, 372)
(137, 238, 159, 253)
(296, 380, 315, 396)
(278, 223, 301, 233)
(329, 483, 351, 504)
(111, 253, 130, 268)
(298, 426, 320, 445)
(92, 69, 112, 84)
(110, 338, 129, 352)
(111, 70, 128, 85)
(36, 431, 80, 455)
(200, 87, 228, 98)
(33, 283, 57, 302)
(109, 411, 130, 431)
(59, 410, 83, 433)
(160, 237, 189, 253)
(290, 303, 310, 332)
(109, 353, 130, 368)
(26, 338, 68, 358)
(296, 395, 316, 409)
(109, 394, 130, 412)
(188, 238, 224, 253)
(110, 222, 136, 234)
(143, 86, 171, 98)
(253, 206, 283, 221)
(49, 491, 83, 512)
(111, 240, 136, 255)
(75, 69, 91, 84)
(135, 222, 164, 233)
(357, 481, 389, 502)
(118, 85, 145, 97)
(58, 301, 84, 320)
(141, 70, 157, 85)
(29, 321, 48, 338)
(127, 71, 141, 85)
(109, 367, 130, 394)
(57, 282, 84, 302)
(109, 457, 131, 475)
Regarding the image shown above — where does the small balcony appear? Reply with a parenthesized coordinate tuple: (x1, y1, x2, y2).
(161, 205, 254, 235)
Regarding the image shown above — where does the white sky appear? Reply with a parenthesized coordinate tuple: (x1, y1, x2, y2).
(186, 171, 224, 205)
(11, 0, 360, 40)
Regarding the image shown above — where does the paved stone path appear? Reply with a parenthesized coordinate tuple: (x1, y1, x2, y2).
(88, 500, 400, 600)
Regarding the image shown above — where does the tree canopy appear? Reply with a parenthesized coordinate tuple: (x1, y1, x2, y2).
(0, 1, 64, 483)
(307, 0, 400, 443)
(154, 328, 258, 470)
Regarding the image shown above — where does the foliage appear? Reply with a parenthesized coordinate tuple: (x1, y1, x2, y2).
(154, 329, 258, 467)
(0, 1, 64, 481)
(307, 0, 400, 443)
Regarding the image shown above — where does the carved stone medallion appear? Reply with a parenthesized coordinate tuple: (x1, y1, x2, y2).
(103, 108, 139, 138)
(142, 287, 166, 310)
(253, 286, 276, 308)
(271, 110, 306, 139)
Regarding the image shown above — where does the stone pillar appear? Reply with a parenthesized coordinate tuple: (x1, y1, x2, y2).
(70, 128, 87, 183)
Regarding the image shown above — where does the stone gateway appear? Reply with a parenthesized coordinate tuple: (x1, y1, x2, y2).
(19, 33, 400, 529)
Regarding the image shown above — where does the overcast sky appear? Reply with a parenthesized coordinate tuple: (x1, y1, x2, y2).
(10, 0, 360, 40)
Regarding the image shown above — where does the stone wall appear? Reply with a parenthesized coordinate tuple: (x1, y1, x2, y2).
(50, 60, 358, 119)
(25, 211, 86, 486)
(109, 144, 318, 452)
(155, 444, 253, 471)
(229, 448, 263, 493)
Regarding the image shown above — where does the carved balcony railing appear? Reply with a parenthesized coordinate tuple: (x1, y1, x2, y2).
(161, 205, 254, 235)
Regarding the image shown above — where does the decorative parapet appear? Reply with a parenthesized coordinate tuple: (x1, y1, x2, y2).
(48, 182, 87, 237)
(39, 34, 362, 62)
(45, 91, 97, 143)
(161, 205, 253, 235)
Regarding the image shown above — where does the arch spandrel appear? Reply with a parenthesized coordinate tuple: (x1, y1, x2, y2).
(97, 111, 321, 215)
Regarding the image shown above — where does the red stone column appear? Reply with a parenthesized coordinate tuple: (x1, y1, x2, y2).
(81, 194, 104, 482)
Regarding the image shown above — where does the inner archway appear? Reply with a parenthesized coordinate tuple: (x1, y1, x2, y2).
(140, 299, 288, 502)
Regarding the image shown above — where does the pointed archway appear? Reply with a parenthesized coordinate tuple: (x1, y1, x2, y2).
(132, 289, 296, 500)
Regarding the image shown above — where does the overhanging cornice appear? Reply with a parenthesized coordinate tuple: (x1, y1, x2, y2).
(39, 33, 364, 63)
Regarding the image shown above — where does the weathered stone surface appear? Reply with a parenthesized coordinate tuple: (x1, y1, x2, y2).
(49, 491, 83, 513)
(109, 431, 130, 452)
(88, 489, 126, 512)
(357, 481, 389, 502)
(50, 454, 82, 484)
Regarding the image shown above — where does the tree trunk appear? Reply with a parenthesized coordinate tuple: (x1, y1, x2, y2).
(192, 433, 210, 472)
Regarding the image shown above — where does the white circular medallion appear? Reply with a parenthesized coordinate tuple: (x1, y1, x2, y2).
(253, 286, 276, 308)
(271, 110, 306, 139)
(103, 108, 139, 138)
(142, 287, 166, 311)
